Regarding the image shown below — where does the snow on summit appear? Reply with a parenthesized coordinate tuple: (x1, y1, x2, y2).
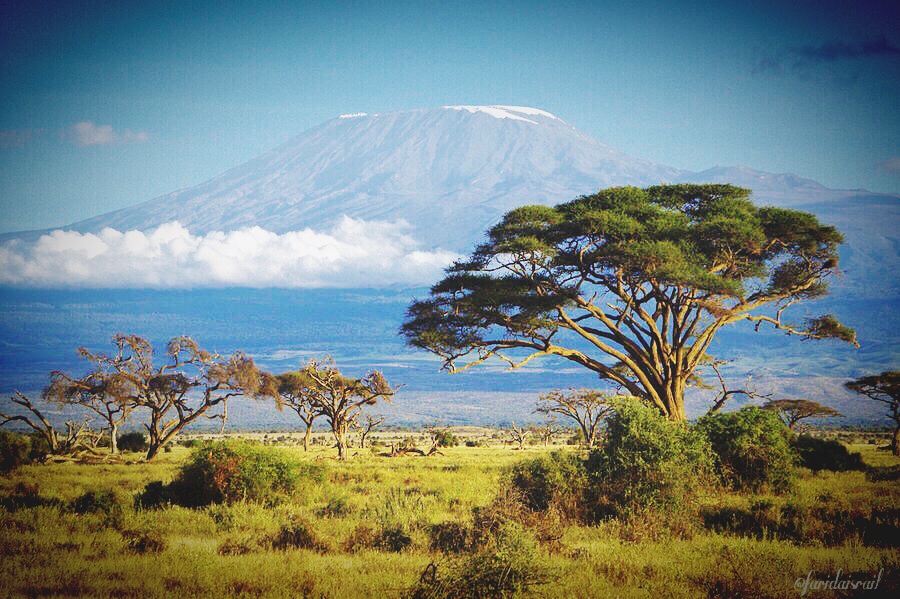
(443, 105, 559, 123)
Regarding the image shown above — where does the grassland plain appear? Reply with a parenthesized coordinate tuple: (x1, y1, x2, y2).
(0, 434, 898, 598)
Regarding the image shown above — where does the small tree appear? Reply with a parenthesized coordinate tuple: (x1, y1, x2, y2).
(536, 418, 559, 446)
(536, 389, 615, 448)
(0, 391, 93, 455)
(356, 414, 384, 448)
(845, 371, 900, 455)
(45, 350, 140, 454)
(507, 423, 531, 450)
(297, 358, 394, 459)
(274, 371, 320, 451)
(69, 334, 275, 461)
(762, 399, 843, 430)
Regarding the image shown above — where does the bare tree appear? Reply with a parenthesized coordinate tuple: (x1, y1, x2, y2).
(703, 360, 771, 415)
(299, 358, 395, 459)
(0, 391, 93, 455)
(507, 422, 531, 450)
(762, 399, 843, 430)
(45, 347, 140, 453)
(67, 334, 275, 460)
(356, 414, 384, 448)
(536, 389, 616, 448)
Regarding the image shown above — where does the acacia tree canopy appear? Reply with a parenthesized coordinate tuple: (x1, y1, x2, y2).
(402, 185, 856, 420)
(845, 370, 900, 455)
(761, 399, 843, 430)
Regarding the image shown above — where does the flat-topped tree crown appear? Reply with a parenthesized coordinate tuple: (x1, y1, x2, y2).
(403, 184, 856, 420)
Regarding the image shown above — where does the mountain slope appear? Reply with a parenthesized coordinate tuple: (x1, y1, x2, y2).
(71, 106, 687, 250)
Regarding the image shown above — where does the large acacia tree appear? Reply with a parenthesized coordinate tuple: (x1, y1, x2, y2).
(403, 185, 856, 420)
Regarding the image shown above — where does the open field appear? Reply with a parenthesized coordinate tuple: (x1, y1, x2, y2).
(1, 435, 898, 598)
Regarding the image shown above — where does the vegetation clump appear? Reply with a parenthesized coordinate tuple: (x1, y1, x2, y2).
(410, 521, 554, 599)
(139, 440, 321, 507)
(697, 406, 797, 493)
(0, 430, 33, 472)
(116, 431, 149, 453)
(585, 400, 716, 523)
(792, 434, 865, 472)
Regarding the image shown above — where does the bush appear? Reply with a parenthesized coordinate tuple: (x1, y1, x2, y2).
(792, 435, 865, 472)
(410, 521, 554, 599)
(270, 520, 329, 552)
(117, 431, 149, 453)
(429, 521, 472, 554)
(121, 528, 167, 554)
(139, 440, 322, 507)
(508, 451, 586, 516)
(344, 523, 378, 553)
(432, 429, 459, 448)
(585, 400, 716, 522)
(377, 525, 413, 552)
(0, 431, 32, 472)
(697, 407, 797, 493)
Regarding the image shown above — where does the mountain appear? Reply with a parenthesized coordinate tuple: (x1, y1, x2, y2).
(70, 106, 689, 250)
(57, 105, 899, 297)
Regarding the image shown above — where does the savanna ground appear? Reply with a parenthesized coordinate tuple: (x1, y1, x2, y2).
(1, 429, 898, 598)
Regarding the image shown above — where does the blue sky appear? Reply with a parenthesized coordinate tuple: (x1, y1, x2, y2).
(1, 0, 898, 233)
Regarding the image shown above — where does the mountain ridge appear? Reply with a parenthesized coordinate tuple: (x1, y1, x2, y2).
(53, 106, 881, 250)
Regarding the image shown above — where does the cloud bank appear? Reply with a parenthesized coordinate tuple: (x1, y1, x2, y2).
(0, 218, 460, 288)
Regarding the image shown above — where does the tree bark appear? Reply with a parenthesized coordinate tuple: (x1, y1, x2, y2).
(109, 423, 118, 454)
(303, 423, 312, 452)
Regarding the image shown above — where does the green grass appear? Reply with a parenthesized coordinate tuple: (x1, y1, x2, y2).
(1, 439, 898, 597)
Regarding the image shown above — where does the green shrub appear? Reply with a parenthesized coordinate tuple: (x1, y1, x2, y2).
(697, 407, 797, 493)
(410, 521, 553, 598)
(792, 435, 865, 472)
(0, 431, 32, 472)
(139, 440, 322, 507)
(117, 431, 149, 453)
(432, 429, 459, 448)
(71, 488, 126, 526)
(508, 451, 586, 517)
(585, 399, 716, 521)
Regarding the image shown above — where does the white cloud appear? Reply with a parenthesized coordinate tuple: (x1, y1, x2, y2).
(68, 122, 151, 147)
(0, 218, 460, 288)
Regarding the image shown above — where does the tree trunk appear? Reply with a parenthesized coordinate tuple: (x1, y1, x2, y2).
(892, 422, 900, 457)
(580, 423, 593, 448)
(109, 423, 118, 454)
(303, 423, 312, 452)
(146, 443, 160, 461)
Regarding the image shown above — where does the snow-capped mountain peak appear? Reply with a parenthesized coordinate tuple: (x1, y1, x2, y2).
(442, 105, 559, 124)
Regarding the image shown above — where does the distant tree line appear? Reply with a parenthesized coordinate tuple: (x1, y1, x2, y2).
(0, 333, 394, 461)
